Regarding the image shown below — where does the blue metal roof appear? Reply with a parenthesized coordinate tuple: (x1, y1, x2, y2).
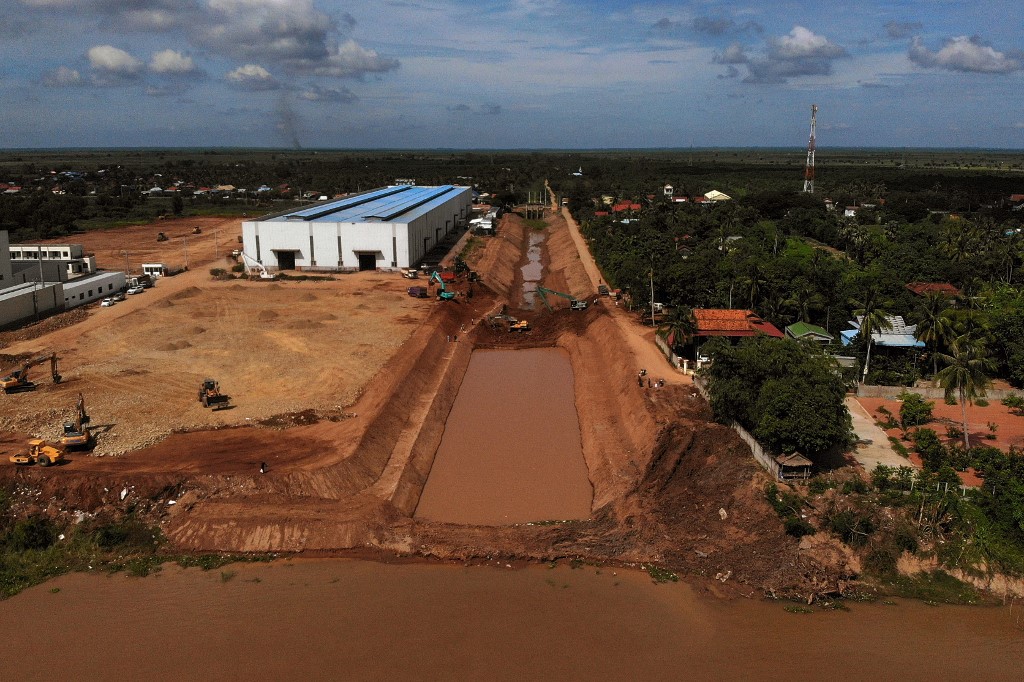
(261, 185, 467, 225)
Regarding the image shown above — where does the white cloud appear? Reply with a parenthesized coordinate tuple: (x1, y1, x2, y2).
(770, 26, 846, 60)
(226, 63, 279, 90)
(909, 35, 1022, 74)
(150, 49, 198, 74)
(41, 65, 83, 87)
(307, 40, 399, 78)
(87, 45, 143, 74)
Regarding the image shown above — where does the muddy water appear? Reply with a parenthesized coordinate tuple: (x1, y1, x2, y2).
(415, 348, 592, 525)
(2, 560, 1023, 681)
(520, 230, 544, 307)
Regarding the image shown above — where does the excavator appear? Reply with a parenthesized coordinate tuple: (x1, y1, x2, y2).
(535, 287, 588, 312)
(1, 353, 61, 393)
(430, 271, 457, 301)
(59, 393, 92, 449)
(240, 252, 277, 281)
(198, 378, 231, 410)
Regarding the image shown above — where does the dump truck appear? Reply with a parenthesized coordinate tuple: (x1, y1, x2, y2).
(198, 378, 231, 409)
(10, 439, 65, 467)
(407, 286, 429, 298)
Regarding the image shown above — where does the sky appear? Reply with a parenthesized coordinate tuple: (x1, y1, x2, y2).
(1, 1, 1023, 149)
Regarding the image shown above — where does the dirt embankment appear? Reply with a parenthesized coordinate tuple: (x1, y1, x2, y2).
(2, 210, 843, 599)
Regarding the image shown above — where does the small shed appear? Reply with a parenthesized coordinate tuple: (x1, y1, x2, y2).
(774, 453, 812, 482)
(142, 263, 167, 278)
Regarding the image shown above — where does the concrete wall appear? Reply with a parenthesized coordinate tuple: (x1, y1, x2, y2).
(12, 260, 67, 283)
(0, 230, 11, 283)
(857, 384, 1024, 401)
(62, 272, 126, 308)
(0, 282, 64, 329)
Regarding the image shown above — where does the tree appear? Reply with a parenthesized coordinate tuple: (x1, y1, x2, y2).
(172, 194, 184, 216)
(704, 336, 853, 456)
(853, 290, 893, 383)
(657, 306, 697, 355)
(936, 335, 995, 449)
(914, 292, 955, 377)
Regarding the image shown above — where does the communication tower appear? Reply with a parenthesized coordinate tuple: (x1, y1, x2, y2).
(802, 104, 818, 193)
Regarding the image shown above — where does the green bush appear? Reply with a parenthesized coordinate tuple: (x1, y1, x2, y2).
(864, 547, 899, 575)
(1002, 395, 1024, 415)
(912, 428, 948, 470)
(4, 517, 57, 552)
(825, 509, 875, 547)
(975, 398, 989, 407)
(784, 517, 815, 538)
(898, 392, 934, 428)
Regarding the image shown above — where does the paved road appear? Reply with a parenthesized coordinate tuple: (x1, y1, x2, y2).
(846, 397, 916, 472)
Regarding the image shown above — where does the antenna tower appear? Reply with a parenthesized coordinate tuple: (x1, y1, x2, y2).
(802, 104, 818, 193)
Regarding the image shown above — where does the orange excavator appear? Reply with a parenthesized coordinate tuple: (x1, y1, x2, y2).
(59, 393, 92, 449)
(0, 353, 61, 393)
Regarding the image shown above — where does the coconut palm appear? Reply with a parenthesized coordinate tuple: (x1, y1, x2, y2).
(853, 291, 893, 383)
(658, 306, 697, 355)
(914, 292, 955, 377)
(936, 335, 994, 449)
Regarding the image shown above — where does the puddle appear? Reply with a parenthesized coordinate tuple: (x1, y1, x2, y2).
(415, 348, 592, 525)
(520, 231, 544, 308)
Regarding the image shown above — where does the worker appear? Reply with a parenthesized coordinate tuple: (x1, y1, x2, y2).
(260, 462, 267, 474)
(637, 373, 643, 387)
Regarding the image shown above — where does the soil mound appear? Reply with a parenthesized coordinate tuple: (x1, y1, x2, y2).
(257, 310, 279, 321)
(287, 320, 322, 330)
(298, 293, 317, 302)
(174, 287, 203, 300)
(156, 340, 193, 351)
(153, 300, 174, 309)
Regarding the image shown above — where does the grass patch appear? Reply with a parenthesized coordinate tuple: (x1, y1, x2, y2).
(643, 564, 679, 584)
(880, 571, 982, 605)
(524, 219, 547, 230)
(220, 570, 237, 583)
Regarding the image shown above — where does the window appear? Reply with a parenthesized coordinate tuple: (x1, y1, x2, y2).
(88, 289, 93, 297)
(108, 284, 113, 291)
(79, 293, 84, 300)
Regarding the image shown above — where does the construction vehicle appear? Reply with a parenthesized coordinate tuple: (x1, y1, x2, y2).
(400, 268, 419, 279)
(156, 232, 169, 242)
(510, 319, 531, 332)
(59, 393, 92, 449)
(535, 287, 588, 312)
(9, 439, 65, 467)
(198, 378, 231, 410)
(407, 286, 429, 298)
(240, 252, 277, 280)
(1, 353, 61, 393)
(453, 257, 469, 275)
(429, 271, 457, 301)
(192, 226, 202, 235)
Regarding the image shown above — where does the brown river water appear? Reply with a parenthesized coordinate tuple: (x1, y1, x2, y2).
(1, 559, 1022, 681)
(415, 348, 592, 525)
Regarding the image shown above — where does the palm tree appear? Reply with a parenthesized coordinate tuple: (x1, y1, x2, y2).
(853, 291, 893, 383)
(658, 306, 697, 356)
(914, 292, 955, 377)
(936, 335, 994, 449)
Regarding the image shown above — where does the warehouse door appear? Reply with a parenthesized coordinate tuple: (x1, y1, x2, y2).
(357, 253, 377, 271)
(275, 250, 296, 270)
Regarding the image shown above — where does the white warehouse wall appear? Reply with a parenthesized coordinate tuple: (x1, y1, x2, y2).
(241, 187, 472, 271)
(62, 272, 126, 308)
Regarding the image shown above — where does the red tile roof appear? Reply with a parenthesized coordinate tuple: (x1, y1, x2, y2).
(906, 282, 960, 297)
(694, 309, 783, 338)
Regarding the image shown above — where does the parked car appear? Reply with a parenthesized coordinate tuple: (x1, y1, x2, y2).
(112, 292, 126, 301)
(126, 285, 145, 295)
(100, 298, 115, 307)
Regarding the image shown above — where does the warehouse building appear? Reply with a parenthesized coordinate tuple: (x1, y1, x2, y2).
(241, 185, 473, 271)
(8, 242, 96, 277)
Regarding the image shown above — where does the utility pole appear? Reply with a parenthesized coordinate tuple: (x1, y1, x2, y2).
(183, 236, 189, 270)
(123, 250, 129, 275)
(650, 255, 656, 328)
(803, 104, 818, 193)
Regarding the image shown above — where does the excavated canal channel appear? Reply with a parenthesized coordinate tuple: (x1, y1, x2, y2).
(414, 348, 592, 525)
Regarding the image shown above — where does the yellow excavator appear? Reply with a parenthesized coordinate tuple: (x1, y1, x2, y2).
(59, 393, 92, 449)
(0, 353, 61, 393)
(9, 439, 65, 467)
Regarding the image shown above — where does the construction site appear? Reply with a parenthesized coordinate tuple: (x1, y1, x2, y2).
(0, 204, 847, 599)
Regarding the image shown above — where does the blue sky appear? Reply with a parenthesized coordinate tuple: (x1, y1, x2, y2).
(1, 1, 1022, 149)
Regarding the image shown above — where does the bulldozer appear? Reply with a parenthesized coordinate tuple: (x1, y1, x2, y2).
(1, 353, 61, 393)
(156, 232, 169, 242)
(9, 439, 65, 467)
(192, 226, 202, 235)
(198, 378, 231, 410)
(59, 393, 92, 449)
